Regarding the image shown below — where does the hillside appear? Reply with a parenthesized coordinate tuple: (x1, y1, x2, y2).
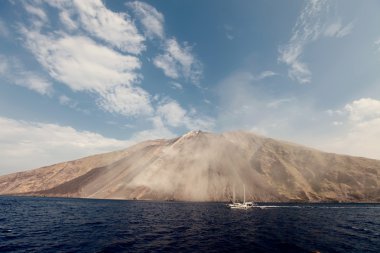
(0, 131, 379, 202)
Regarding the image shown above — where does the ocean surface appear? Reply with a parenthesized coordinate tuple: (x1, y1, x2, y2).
(0, 196, 379, 253)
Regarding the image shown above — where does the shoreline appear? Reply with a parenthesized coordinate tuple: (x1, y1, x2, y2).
(1, 194, 380, 204)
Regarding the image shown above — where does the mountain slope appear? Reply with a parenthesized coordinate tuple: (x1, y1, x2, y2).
(0, 131, 379, 202)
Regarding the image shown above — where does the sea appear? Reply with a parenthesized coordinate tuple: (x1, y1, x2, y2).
(0, 196, 379, 253)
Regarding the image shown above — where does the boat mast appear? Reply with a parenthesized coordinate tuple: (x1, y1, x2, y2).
(233, 183, 236, 203)
(243, 184, 246, 204)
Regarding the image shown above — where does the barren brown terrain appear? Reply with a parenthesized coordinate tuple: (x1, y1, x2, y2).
(0, 130, 379, 202)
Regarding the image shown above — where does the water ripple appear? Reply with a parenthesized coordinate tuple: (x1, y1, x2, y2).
(0, 197, 379, 253)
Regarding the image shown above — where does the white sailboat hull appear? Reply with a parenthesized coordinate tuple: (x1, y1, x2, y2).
(228, 202, 257, 209)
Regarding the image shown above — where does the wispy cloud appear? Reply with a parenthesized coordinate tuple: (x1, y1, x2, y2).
(0, 55, 53, 95)
(157, 100, 214, 130)
(324, 21, 353, 38)
(266, 97, 295, 109)
(0, 55, 8, 74)
(0, 18, 9, 37)
(17, 0, 204, 119)
(46, 0, 145, 54)
(170, 81, 183, 90)
(216, 69, 380, 160)
(22, 31, 151, 115)
(224, 25, 234, 40)
(13, 71, 53, 96)
(8, 0, 210, 143)
(278, 0, 327, 84)
(23, 3, 48, 23)
(126, 1, 165, 39)
(22, 32, 140, 92)
(153, 39, 202, 84)
(375, 38, 380, 52)
(98, 86, 153, 116)
(157, 100, 187, 127)
(153, 53, 179, 79)
(279, 0, 354, 84)
(130, 116, 175, 142)
(59, 95, 73, 106)
(128, 1, 203, 85)
(214, 70, 314, 137)
(59, 95, 90, 114)
(58, 10, 77, 30)
(254, 70, 277, 80)
(19, 2, 153, 117)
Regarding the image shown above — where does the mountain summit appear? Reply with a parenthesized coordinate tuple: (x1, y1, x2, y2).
(0, 131, 379, 202)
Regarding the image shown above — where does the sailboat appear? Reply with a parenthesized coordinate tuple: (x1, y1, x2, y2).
(228, 184, 256, 209)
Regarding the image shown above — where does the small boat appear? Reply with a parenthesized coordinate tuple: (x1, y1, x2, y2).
(228, 184, 256, 209)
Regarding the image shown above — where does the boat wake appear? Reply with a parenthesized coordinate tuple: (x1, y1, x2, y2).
(255, 205, 380, 209)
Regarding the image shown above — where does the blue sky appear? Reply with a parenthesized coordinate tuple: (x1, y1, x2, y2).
(1, 0, 380, 174)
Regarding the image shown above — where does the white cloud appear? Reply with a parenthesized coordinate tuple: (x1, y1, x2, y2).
(22, 31, 140, 93)
(18, 1, 182, 117)
(313, 98, 380, 159)
(23, 3, 48, 23)
(59, 10, 77, 30)
(153, 54, 179, 79)
(21, 28, 153, 116)
(154, 38, 202, 83)
(47, 0, 145, 54)
(166, 39, 202, 82)
(157, 101, 187, 127)
(17, 0, 205, 122)
(98, 86, 153, 116)
(344, 98, 380, 122)
(216, 69, 380, 160)
(157, 100, 214, 130)
(126, 1, 165, 39)
(41, 0, 145, 53)
(0, 116, 133, 174)
(126, 1, 203, 85)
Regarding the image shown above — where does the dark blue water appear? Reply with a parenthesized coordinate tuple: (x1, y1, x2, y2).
(0, 197, 379, 253)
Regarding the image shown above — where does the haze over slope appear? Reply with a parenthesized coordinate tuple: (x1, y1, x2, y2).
(0, 131, 379, 202)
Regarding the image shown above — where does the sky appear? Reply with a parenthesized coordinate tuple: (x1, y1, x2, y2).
(1, 0, 380, 174)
